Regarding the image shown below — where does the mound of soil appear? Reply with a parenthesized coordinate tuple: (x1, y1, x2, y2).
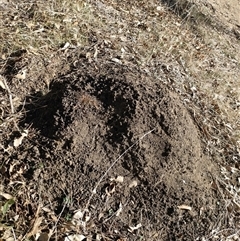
(2, 51, 221, 240)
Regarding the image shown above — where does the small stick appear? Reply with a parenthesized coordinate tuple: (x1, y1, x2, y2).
(11, 227, 17, 241)
(47, 200, 67, 241)
(85, 128, 156, 210)
(3, 77, 14, 114)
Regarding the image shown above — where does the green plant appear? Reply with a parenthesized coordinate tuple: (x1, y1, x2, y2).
(1, 199, 15, 219)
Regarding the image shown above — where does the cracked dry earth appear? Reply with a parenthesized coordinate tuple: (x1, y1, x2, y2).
(1, 50, 223, 240)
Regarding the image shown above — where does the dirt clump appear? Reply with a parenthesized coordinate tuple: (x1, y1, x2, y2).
(1, 51, 221, 240)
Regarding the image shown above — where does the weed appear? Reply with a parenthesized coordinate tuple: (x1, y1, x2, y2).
(1, 199, 15, 219)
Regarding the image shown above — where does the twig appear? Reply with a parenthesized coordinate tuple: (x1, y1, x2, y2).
(11, 227, 17, 241)
(2, 76, 14, 114)
(47, 200, 67, 241)
(85, 128, 156, 210)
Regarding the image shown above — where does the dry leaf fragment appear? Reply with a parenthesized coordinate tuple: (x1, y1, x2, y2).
(119, 36, 128, 42)
(111, 58, 122, 64)
(0, 192, 13, 200)
(94, 46, 98, 59)
(115, 202, 123, 217)
(9, 181, 25, 185)
(95, 233, 102, 240)
(110, 176, 124, 183)
(61, 42, 70, 50)
(63, 18, 72, 23)
(34, 27, 44, 33)
(9, 161, 20, 173)
(0, 78, 6, 89)
(27, 217, 43, 238)
(225, 123, 233, 130)
(72, 209, 91, 227)
(115, 176, 124, 183)
(72, 210, 84, 226)
(13, 129, 28, 147)
(64, 234, 86, 241)
(1, 228, 15, 241)
(42, 207, 53, 213)
(54, 23, 61, 29)
(14, 215, 19, 221)
(106, 183, 116, 196)
(129, 180, 138, 188)
(86, 52, 92, 63)
(128, 223, 142, 233)
(15, 70, 27, 80)
(177, 204, 192, 211)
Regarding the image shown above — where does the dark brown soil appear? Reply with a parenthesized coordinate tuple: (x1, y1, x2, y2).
(1, 48, 223, 240)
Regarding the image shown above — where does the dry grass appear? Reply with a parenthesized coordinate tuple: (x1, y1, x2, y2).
(0, 0, 240, 240)
(0, 0, 98, 55)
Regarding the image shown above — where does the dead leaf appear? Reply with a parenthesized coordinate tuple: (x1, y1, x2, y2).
(110, 176, 124, 183)
(0, 192, 13, 200)
(129, 180, 138, 188)
(63, 18, 72, 23)
(34, 28, 44, 33)
(54, 23, 61, 29)
(15, 70, 27, 80)
(27, 217, 43, 238)
(86, 52, 92, 63)
(115, 202, 123, 217)
(9, 161, 20, 173)
(128, 223, 142, 232)
(106, 183, 116, 196)
(0, 77, 6, 89)
(13, 215, 19, 221)
(13, 129, 28, 147)
(26, 22, 35, 29)
(1, 228, 15, 241)
(42, 207, 57, 221)
(27, 204, 43, 238)
(119, 36, 128, 42)
(61, 42, 70, 50)
(94, 46, 98, 59)
(64, 234, 86, 241)
(72, 210, 84, 226)
(156, 6, 164, 11)
(111, 58, 122, 64)
(72, 209, 91, 227)
(98, 212, 104, 221)
(95, 234, 102, 240)
(9, 181, 25, 185)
